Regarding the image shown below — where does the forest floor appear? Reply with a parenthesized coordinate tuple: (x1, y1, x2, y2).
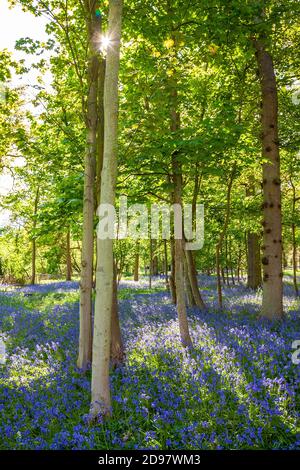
(0, 276, 299, 450)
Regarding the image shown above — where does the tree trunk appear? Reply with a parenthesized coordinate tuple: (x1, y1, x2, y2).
(169, 238, 176, 303)
(237, 243, 242, 283)
(254, 38, 283, 319)
(292, 223, 298, 296)
(247, 232, 262, 289)
(246, 182, 262, 289)
(164, 239, 169, 289)
(111, 261, 125, 366)
(183, 254, 195, 307)
(96, 58, 106, 208)
(225, 235, 230, 286)
(290, 178, 299, 296)
(221, 265, 226, 285)
(30, 187, 39, 285)
(133, 241, 139, 282)
(216, 168, 235, 309)
(31, 239, 36, 285)
(152, 240, 158, 276)
(229, 237, 235, 285)
(149, 239, 153, 289)
(78, 1, 101, 371)
(90, 0, 123, 419)
(185, 247, 206, 309)
(187, 162, 206, 307)
(171, 102, 192, 346)
(66, 227, 72, 281)
(216, 244, 222, 308)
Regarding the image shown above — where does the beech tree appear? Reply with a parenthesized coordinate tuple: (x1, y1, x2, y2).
(253, 32, 284, 319)
(90, 0, 123, 419)
(77, 0, 102, 371)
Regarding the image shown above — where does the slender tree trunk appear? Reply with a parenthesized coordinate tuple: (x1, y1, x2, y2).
(152, 240, 158, 276)
(164, 239, 169, 289)
(96, 58, 106, 208)
(169, 238, 176, 303)
(149, 239, 153, 289)
(290, 178, 299, 296)
(90, 0, 123, 419)
(185, 247, 206, 309)
(133, 241, 139, 282)
(78, 1, 101, 371)
(31, 240, 36, 285)
(253, 37, 283, 319)
(66, 227, 72, 281)
(247, 232, 262, 289)
(111, 261, 125, 366)
(216, 244, 222, 308)
(221, 265, 226, 285)
(216, 168, 235, 308)
(229, 237, 235, 285)
(171, 100, 192, 346)
(246, 182, 262, 289)
(225, 236, 230, 286)
(187, 162, 206, 307)
(237, 243, 242, 283)
(31, 186, 39, 285)
(183, 254, 195, 306)
(292, 223, 298, 296)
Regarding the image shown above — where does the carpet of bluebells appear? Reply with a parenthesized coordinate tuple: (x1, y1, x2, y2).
(0, 275, 299, 450)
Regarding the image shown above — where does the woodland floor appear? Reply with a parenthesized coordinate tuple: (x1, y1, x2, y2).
(0, 275, 299, 450)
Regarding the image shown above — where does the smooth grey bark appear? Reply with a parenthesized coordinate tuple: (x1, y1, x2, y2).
(90, 0, 123, 419)
(78, 1, 101, 371)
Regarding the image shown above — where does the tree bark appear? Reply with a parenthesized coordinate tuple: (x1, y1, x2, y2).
(169, 238, 176, 303)
(183, 254, 195, 307)
(185, 247, 206, 309)
(149, 239, 153, 289)
(96, 58, 106, 208)
(66, 227, 72, 281)
(30, 187, 40, 285)
(254, 38, 284, 319)
(225, 235, 230, 286)
(90, 0, 123, 419)
(216, 168, 235, 309)
(78, 1, 101, 371)
(164, 239, 169, 289)
(133, 241, 139, 282)
(246, 182, 262, 289)
(171, 93, 192, 346)
(229, 236, 235, 285)
(111, 261, 125, 366)
(247, 232, 262, 289)
(290, 178, 299, 296)
(152, 240, 159, 275)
